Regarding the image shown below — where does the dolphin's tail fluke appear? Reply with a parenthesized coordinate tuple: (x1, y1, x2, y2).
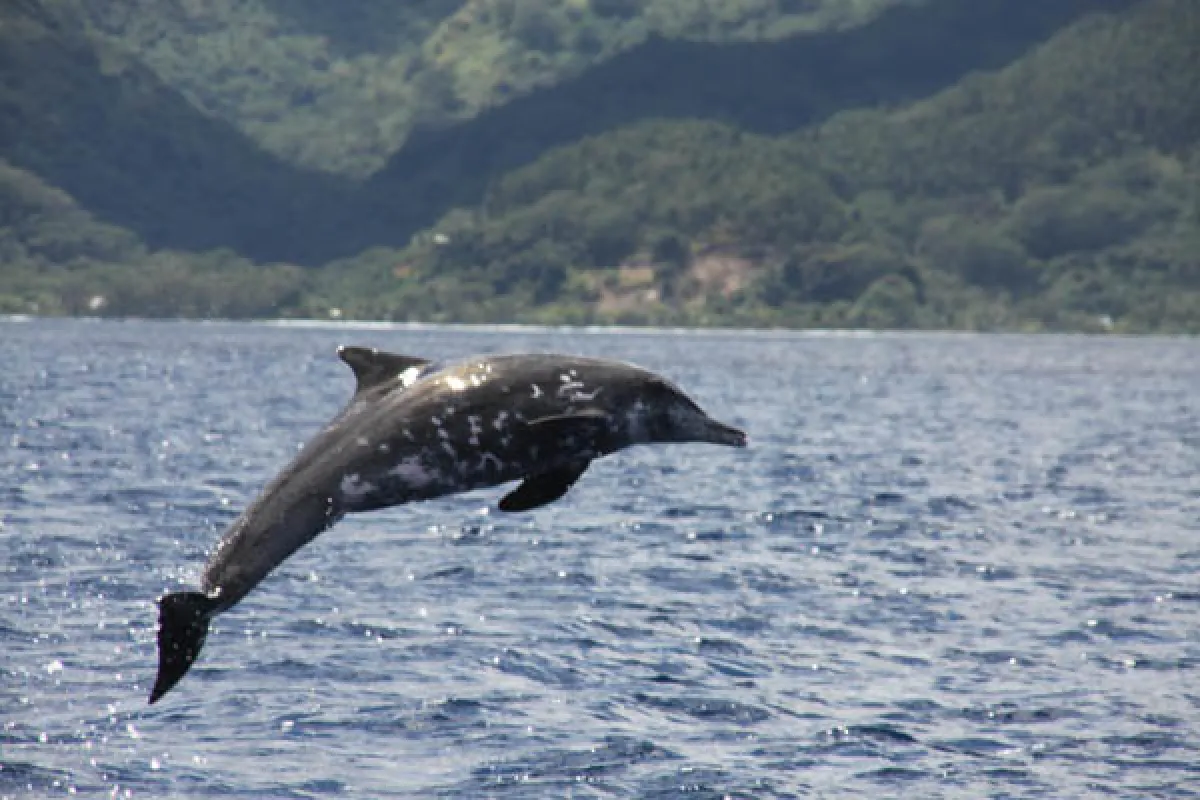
(149, 591, 219, 704)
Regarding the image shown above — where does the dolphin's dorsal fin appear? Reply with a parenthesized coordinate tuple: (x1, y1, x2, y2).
(337, 345, 431, 394)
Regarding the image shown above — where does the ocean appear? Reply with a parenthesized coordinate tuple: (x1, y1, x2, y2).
(2, 318, 1197, 798)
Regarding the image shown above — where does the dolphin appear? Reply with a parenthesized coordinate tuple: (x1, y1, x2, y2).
(149, 346, 746, 703)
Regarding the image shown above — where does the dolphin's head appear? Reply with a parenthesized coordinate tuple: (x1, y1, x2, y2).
(629, 377, 747, 448)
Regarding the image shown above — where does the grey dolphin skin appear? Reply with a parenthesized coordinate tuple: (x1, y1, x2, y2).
(149, 346, 746, 703)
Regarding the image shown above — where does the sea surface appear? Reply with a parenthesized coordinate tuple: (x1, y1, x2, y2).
(2, 318, 1198, 799)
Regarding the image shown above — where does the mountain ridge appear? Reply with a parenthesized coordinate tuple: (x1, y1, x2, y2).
(3, 0, 1134, 265)
(1, 0, 1196, 330)
(59, 0, 915, 176)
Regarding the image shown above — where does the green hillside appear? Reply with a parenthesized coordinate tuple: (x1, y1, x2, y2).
(319, 0, 1200, 331)
(0, 158, 307, 317)
(1, 0, 1197, 330)
(0, 0, 357, 263)
(59, 0, 908, 176)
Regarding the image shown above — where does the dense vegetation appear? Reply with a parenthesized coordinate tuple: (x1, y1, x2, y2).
(1, 0, 1197, 331)
(57, 0, 903, 176)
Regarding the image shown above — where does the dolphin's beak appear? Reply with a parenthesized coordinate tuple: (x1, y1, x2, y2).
(702, 417, 747, 447)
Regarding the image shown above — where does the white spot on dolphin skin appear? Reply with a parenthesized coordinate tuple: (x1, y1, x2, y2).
(431, 416, 442, 427)
(441, 442, 457, 458)
(378, 443, 391, 454)
(570, 387, 603, 403)
(403, 428, 415, 441)
(479, 452, 504, 473)
(400, 366, 422, 387)
(438, 428, 451, 441)
(557, 380, 585, 398)
(531, 384, 543, 399)
(445, 375, 467, 391)
(468, 416, 483, 435)
(356, 436, 370, 448)
(493, 411, 509, 431)
(339, 473, 376, 503)
(388, 457, 436, 487)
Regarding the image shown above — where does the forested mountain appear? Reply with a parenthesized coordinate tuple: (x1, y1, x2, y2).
(53, 0, 913, 176)
(1, 0, 1197, 330)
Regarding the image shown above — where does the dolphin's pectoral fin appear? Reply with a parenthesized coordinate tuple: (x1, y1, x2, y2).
(337, 345, 431, 394)
(498, 461, 591, 512)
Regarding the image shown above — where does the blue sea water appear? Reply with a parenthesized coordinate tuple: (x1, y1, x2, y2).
(1, 318, 1198, 799)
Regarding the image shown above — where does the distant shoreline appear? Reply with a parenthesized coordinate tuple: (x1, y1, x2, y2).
(3, 314, 1188, 340)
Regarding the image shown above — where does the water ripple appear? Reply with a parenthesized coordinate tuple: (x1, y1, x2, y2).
(2, 319, 1199, 798)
